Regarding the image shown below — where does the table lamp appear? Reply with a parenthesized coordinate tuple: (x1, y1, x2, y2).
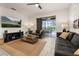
(61, 23, 68, 32)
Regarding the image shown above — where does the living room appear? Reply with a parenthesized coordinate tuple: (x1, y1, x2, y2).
(0, 3, 79, 56)
(0, 3, 57, 56)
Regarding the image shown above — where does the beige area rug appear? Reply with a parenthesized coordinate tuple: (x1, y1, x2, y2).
(1, 39, 46, 56)
(0, 39, 4, 45)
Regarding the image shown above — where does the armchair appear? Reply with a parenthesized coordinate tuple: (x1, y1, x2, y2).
(32, 29, 44, 38)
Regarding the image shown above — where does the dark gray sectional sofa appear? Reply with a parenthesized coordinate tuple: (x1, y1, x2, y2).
(55, 32, 79, 56)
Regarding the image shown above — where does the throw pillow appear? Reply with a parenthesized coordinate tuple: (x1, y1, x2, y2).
(74, 49, 79, 55)
(71, 33, 79, 48)
(67, 32, 75, 41)
(59, 32, 69, 39)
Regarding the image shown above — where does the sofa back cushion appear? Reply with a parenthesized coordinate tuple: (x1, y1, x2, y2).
(67, 32, 76, 41)
(71, 33, 79, 48)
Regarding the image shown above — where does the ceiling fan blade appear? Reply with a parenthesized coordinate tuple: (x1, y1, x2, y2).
(38, 5, 42, 9)
(11, 8, 16, 11)
(27, 3, 42, 9)
(27, 3, 39, 5)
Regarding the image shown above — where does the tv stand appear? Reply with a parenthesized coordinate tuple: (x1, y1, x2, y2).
(3, 31, 23, 43)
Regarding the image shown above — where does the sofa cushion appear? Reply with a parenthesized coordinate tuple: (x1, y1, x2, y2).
(56, 37, 74, 48)
(59, 32, 69, 39)
(71, 34, 79, 48)
(55, 36, 77, 56)
(55, 45, 75, 53)
(55, 43, 76, 56)
(67, 32, 76, 41)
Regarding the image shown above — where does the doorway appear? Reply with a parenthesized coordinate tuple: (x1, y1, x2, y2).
(37, 16, 56, 37)
(42, 19, 56, 37)
(42, 19, 56, 33)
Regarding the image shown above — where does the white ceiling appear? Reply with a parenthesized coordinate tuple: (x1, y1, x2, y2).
(0, 3, 71, 17)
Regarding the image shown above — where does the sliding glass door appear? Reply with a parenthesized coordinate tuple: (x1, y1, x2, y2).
(37, 16, 56, 36)
(42, 18, 56, 33)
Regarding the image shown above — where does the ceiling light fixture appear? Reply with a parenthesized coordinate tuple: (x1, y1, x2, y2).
(35, 4, 39, 7)
(27, 3, 42, 9)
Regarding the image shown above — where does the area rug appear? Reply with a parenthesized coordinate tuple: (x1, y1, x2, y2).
(1, 39, 46, 56)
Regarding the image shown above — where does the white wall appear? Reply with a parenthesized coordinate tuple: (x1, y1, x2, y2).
(0, 6, 70, 38)
(69, 4, 79, 33)
(0, 6, 29, 38)
(29, 9, 69, 32)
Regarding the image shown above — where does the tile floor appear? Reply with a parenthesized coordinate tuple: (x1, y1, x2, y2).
(39, 32, 56, 56)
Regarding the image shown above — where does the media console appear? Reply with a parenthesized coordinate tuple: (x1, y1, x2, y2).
(3, 30, 23, 43)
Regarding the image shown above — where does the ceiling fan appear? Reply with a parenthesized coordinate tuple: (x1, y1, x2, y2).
(27, 3, 42, 9)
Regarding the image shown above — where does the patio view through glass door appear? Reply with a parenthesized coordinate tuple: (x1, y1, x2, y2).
(42, 16, 56, 37)
(42, 20, 56, 33)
